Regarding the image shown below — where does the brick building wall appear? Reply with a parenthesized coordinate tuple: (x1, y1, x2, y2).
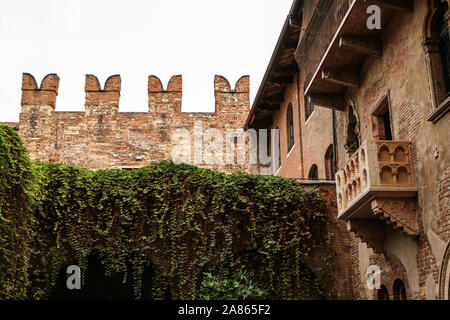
(268, 73, 335, 181)
(18, 73, 260, 174)
(333, 0, 450, 300)
(263, 73, 354, 299)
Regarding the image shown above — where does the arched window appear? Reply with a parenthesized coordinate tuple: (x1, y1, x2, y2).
(424, 0, 450, 120)
(308, 164, 319, 180)
(377, 285, 390, 300)
(439, 1, 450, 97)
(287, 104, 295, 152)
(275, 127, 281, 171)
(305, 95, 315, 120)
(325, 144, 336, 180)
(393, 279, 407, 300)
(345, 106, 360, 156)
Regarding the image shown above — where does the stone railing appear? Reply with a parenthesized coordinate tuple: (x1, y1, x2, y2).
(335, 140, 417, 216)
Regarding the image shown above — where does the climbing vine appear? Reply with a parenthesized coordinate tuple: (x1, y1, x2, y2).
(0, 124, 335, 300)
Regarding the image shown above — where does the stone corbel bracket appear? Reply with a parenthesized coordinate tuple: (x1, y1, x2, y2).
(371, 198, 419, 236)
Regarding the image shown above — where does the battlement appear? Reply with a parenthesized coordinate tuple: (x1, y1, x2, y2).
(21, 73, 250, 115)
(21, 73, 60, 107)
(17, 72, 256, 173)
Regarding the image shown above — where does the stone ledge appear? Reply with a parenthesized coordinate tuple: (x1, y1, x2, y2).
(427, 95, 450, 123)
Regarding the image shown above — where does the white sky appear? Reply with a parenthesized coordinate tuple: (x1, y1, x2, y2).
(0, 0, 292, 122)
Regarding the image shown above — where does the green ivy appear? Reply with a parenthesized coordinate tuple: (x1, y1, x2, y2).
(199, 271, 269, 300)
(0, 124, 334, 300)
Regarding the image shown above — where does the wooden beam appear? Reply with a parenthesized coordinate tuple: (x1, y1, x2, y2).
(367, 0, 413, 12)
(322, 69, 360, 88)
(308, 93, 345, 111)
(269, 75, 293, 85)
(272, 66, 296, 77)
(339, 35, 382, 57)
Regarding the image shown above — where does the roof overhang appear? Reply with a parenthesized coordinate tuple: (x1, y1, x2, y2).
(244, 0, 304, 130)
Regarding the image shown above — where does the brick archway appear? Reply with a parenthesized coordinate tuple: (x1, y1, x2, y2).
(439, 240, 450, 300)
(370, 254, 411, 300)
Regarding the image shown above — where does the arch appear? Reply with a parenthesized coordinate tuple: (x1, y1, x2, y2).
(360, 148, 366, 165)
(380, 166, 394, 183)
(377, 285, 390, 300)
(352, 181, 357, 198)
(423, 0, 450, 110)
(394, 146, 407, 162)
(396, 166, 409, 184)
(305, 94, 315, 120)
(439, 239, 450, 299)
(393, 279, 407, 300)
(379, 145, 391, 162)
(49, 252, 171, 300)
(324, 144, 336, 180)
(345, 104, 360, 156)
(275, 127, 281, 171)
(362, 169, 368, 188)
(287, 103, 295, 152)
(308, 164, 319, 180)
(338, 193, 343, 209)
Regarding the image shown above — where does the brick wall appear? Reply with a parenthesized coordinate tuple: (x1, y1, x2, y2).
(269, 73, 335, 180)
(18, 73, 260, 174)
(300, 183, 355, 300)
(334, 0, 450, 299)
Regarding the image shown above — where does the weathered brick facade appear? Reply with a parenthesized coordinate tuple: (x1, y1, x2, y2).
(247, 0, 450, 300)
(4, 0, 450, 300)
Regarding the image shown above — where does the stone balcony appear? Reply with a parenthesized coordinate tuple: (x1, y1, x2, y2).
(335, 140, 418, 253)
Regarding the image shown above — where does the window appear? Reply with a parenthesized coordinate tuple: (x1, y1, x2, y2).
(325, 145, 336, 180)
(308, 164, 319, 180)
(377, 285, 390, 300)
(267, 128, 272, 157)
(393, 279, 407, 300)
(424, 0, 450, 122)
(345, 106, 360, 155)
(305, 95, 315, 120)
(439, 1, 450, 98)
(287, 104, 295, 151)
(371, 95, 393, 141)
(275, 127, 281, 171)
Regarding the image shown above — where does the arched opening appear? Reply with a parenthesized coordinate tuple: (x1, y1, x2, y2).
(287, 103, 295, 152)
(438, 0, 450, 98)
(305, 95, 315, 120)
(377, 285, 390, 300)
(308, 164, 319, 180)
(424, 0, 450, 112)
(393, 279, 407, 300)
(439, 240, 450, 299)
(49, 253, 171, 300)
(274, 127, 281, 172)
(324, 144, 336, 180)
(345, 106, 360, 156)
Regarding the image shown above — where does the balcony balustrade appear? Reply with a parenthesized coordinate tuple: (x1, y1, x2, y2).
(335, 140, 419, 252)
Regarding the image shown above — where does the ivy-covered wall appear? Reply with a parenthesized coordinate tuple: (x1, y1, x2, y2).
(0, 124, 337, 300)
